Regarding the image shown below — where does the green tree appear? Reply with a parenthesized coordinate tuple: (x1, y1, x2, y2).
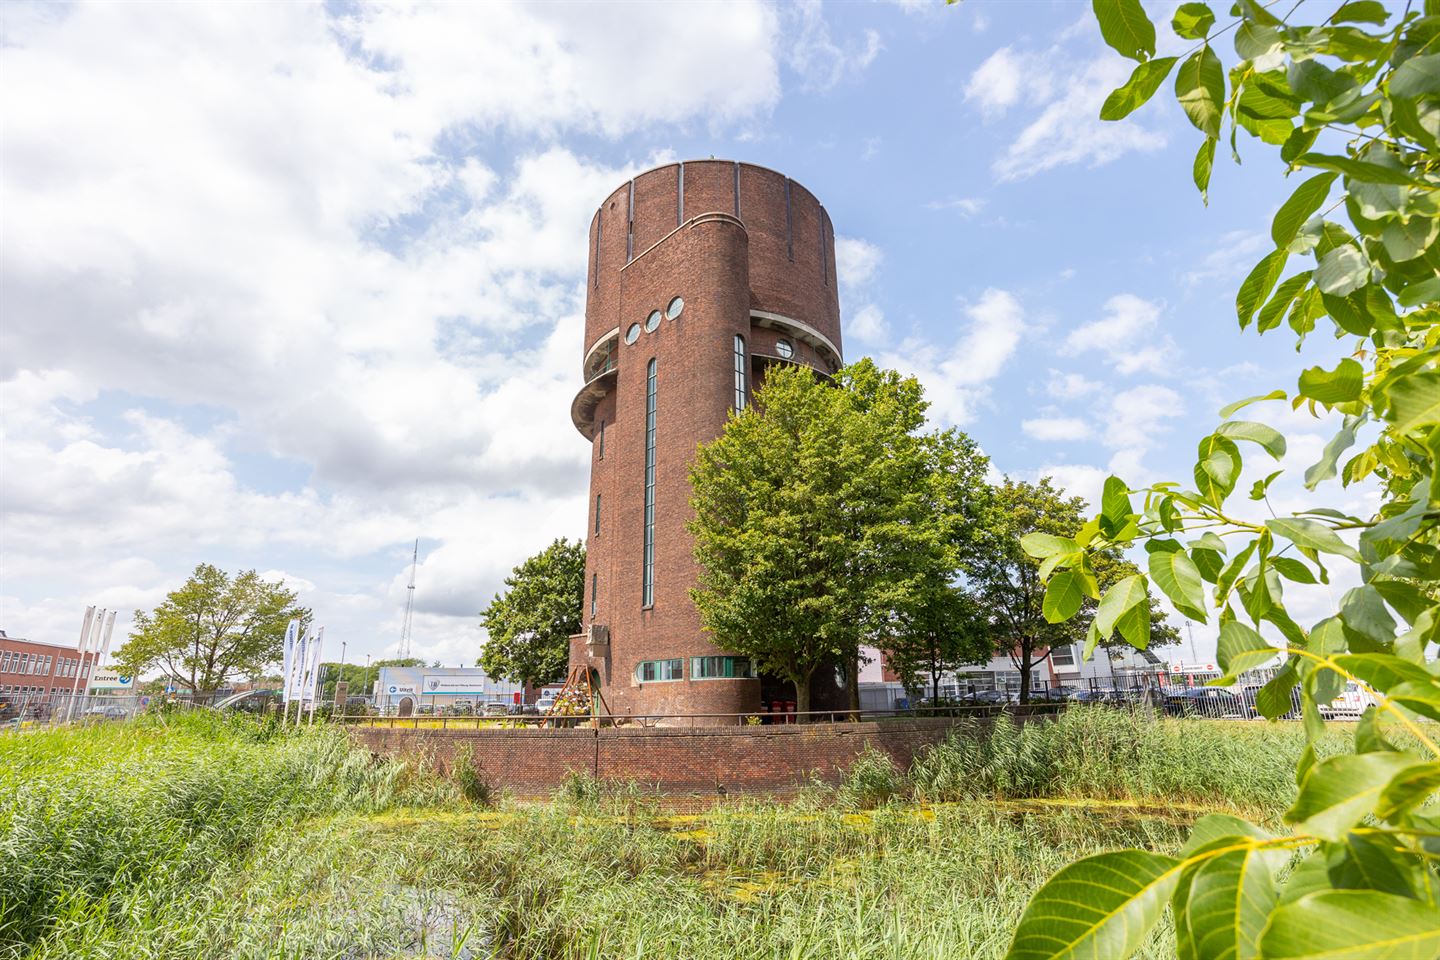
(689, 359, 991, 718)
(1006, 2, 1440, 958)
(881, 576, 991, 703)
(320, 657, 424, 700)
(478, 538, 585, 690)
(968, 478, 1178, 703)
(116, 563, 309, 696)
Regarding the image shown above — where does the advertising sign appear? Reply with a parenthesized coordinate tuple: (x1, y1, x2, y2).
(89, 670, 134, 690)
(386, 684, 418, 697)
(421, 674, 496, 695)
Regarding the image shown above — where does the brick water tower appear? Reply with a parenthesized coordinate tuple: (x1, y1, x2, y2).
(567, 160, 845, 720)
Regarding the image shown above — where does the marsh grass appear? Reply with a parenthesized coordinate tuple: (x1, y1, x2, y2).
(3, 707, 1335, 959)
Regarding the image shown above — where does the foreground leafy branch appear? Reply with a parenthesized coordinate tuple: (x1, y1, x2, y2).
(1007, 1, 1440, 957)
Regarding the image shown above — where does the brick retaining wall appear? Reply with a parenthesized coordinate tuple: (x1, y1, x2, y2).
(348, 717, 974, 797)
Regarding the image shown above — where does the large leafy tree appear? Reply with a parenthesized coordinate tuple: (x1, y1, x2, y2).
(1006, 2, 1440, 958)
(881, 576, 990, 703)
(478, 538, 585, 690)
(117, 563, 308, 695)
(969, 478, 1178, 703)
(689, 359, 991, 717)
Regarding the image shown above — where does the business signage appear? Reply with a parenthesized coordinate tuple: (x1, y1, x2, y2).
(421, 674, 496, 695)
(89, 670, 133, 690)
(386, 684, 418, 697)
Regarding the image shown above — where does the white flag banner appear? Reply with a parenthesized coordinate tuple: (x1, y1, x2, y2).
(280, 620, 300, 704)
(287, 627, 312, 703)
(304, 626, 326, 704)
(99, 610, 117, 664)
(77, 606, 96, 655)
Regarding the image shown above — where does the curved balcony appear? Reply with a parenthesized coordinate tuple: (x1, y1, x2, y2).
(571, 364, 618, 440)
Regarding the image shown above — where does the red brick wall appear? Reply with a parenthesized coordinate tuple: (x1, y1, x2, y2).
(349, 717, 969, 797)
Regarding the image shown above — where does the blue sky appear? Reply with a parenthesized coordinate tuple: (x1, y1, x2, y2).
(1, 0, 1377, 669)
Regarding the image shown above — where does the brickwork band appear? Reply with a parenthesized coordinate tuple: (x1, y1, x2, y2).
(569, 161, 844, 721)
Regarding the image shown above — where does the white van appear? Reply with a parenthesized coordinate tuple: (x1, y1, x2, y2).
(1319, 682, 1378, 719)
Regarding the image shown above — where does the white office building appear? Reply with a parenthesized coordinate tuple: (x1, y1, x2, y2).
(374, 666, 521, 714)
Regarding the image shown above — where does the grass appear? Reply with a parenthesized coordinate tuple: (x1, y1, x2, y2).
(0, 706, 1345, 959)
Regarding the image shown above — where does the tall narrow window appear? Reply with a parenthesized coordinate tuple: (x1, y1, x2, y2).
(598, 419, 605, 459)
(642, 358, 657, 607)
(591, 573, 597, 618)
(733, 335, 747, 410)
(594, 493, 602, 535)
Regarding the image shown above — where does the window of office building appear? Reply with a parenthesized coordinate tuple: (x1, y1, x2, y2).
(642, 358, 657, 607)
(690, 656, 757, 680)
(635, 659, 682, 683)
(733, 335, 747, 410)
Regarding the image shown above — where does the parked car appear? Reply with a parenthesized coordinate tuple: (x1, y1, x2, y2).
(450, 699, 475, 716)
(1239, 683, 1302, 720)
(508, 703, 540, 716)
(482, 701, 509, 717)
(84, 705, 128, 720)
(535, 695, 558, 714)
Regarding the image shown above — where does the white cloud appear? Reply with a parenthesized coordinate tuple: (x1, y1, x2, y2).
(847, 303, 889, 343)
(1022, 417, 1092, 442)
(964, 47, 1043, 118)
(1065, 294, 1180, 376)
(1103, 384, 1185, 448)
(877, 289, 1025, 424)
(786, 0, 882, 92)
(835, 236, 883, 289)
(1045, 370, 1103, 400)
(1182, 231, 1269, 288)
(926, 196, 987, 217)
(0, 1, 783, 659)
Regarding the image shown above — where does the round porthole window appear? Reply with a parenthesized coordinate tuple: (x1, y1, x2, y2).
(625, 323, 641, 345)
(775, 338, 794, 359)
(645, 309, 662, 333)
(666, 296, 684, 320)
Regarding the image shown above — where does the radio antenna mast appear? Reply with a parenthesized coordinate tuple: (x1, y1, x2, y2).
(400, 539, 418, 658)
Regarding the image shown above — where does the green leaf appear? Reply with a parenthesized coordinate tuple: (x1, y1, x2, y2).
(1333, 652, 1434, 697)
(1296, 152, 1421, 186)
(1385, 370, 1440, 434)
(1170, 2, 1214, 39)
(1315, 245, 1370, 296)
(1214, 420, 1286, 459)
(1092, 0, 1157, 62)
(1332, 0, 1389, 24)
(1175, 47, 1225, 138)
(1376, 761, 1440, 820)
(1397, 274, 1440, 308)
(1193, 136, 1217, 203)
(1265, 518, 1361, 562)
(1381, 216, 1440, 262)
(1186, 846, 1276, 960)
(1181, 813, 1272, 856)
(1297, 358, 1363, 404)
(1094, 574, 1148, 643)
(1270, 556, 1317, 584)
(1328, 832, 1434, 902)
(1217, 620, 1277, 677)
(1219, 390, 1285, 419)
(1258, 890, 1440, 959)
(1043, 568, 1088, 624)
(1100, 56, 1179, 120)
(1390, 53, 1440, 99)
(1115, 598, 1151, 650)
(1390, 680, 1440, 723)
(1255, 272, 1311, 333)
(1195, 434, 1242, 507)
(1271, 173, 1338, 248)
(1255, 662, 1300, 719)
(1236, 250, 1288, 328)
(1005, 849, 1180, 960)
(1149, 549, 1208, 622)
(1303, 415, 1360, 490)
(1285, 752, 1421, 842)
(1100, 475, 1133, 533)
(1021, 533, 1081, 559)
(1340, 586, 1398, 646)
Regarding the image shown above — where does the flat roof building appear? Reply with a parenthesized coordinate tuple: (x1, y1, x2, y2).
(374, 666, 521, 714)
(568, 160, 845, 720)
(0, 629, 98, 702)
